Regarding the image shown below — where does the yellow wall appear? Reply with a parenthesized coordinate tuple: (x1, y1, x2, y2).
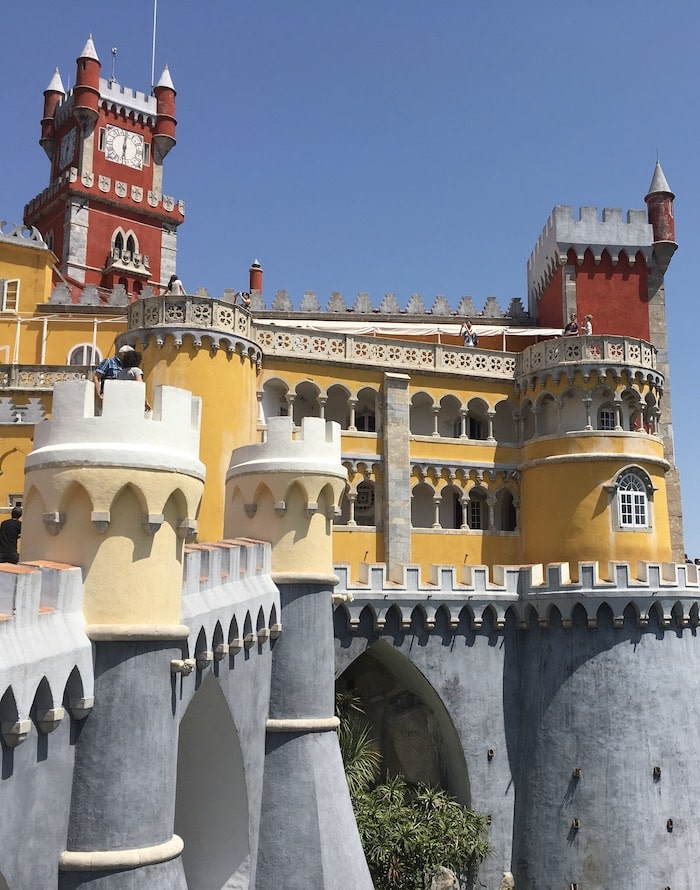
(144, 335, 259, 543)
(519, 432, 671, 576)
(0, 238, 54, 311)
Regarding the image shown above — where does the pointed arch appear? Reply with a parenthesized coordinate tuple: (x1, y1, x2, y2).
(337, 640, 470, 804)
(176, 673, 250, 889)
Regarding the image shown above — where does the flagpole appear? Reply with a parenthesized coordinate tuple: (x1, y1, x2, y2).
(151, 0, 158, 91)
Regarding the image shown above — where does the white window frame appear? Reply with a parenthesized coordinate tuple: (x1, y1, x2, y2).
(599, 406, 616, 431)
(0, 279, 20, 313)
(68, 344, 102, 367)
(611, 468, 654, 532)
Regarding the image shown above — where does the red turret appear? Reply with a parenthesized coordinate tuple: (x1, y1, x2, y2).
(249, 259, 263, 295)
(153, 65, 177, 162)
(645, 161, 676, 244)
(40, 69, 65, 159)
(73, 35, 101, 130)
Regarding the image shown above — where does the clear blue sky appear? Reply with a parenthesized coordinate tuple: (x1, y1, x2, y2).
(3, 1, 700, 558)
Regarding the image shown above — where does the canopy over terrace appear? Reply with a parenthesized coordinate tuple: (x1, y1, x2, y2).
(254, 317, 563, 351)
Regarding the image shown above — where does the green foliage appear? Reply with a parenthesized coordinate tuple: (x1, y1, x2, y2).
(352, 776, 490, 890)
(335, 690, 490, 890)
(336, 690, 381, 797)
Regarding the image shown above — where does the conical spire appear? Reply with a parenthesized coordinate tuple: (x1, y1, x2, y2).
(647, 160, 674, 198)
(78, 34, 99, 62)
(45, 67, 65, 94)
(155, 64, 175, 90)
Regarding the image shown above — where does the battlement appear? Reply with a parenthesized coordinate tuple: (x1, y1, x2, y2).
(527, 205, 654, 304)
(26, 381, 204, 478)
(181, 539, 280, 670)
(334, 560, 700, 630)
(228, 416, 343, 482)
(0, 560, 93, 747)
(53, 80, 156, 129)
(248, 289, 529, 318)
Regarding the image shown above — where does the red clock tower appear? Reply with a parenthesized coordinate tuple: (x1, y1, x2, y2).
(24, 35, 185, 302)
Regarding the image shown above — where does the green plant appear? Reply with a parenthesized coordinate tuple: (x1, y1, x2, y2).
(335, 690, 490, 889)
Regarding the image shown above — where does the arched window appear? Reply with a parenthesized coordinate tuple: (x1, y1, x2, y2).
(68, 343, 102, 366)
(468, 488, 488, 530)
(113, 231, 124, 256)
(598, 403, 616, 431)
(614, 469, 653, 529)
(617, 473, 647, 528)
(126, 234, 136, 256)
(495, 489, 517, 532)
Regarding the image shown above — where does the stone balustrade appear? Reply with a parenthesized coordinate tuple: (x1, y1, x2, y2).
(0, 364, 91, 391)
(255, 325, 518, 379)
(127, 294, 254, 352)
(517, 335, 660, 387)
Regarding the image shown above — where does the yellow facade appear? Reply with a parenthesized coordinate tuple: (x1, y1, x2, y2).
(0, 220, 677, 583)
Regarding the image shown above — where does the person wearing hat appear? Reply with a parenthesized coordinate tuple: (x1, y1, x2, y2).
(93, 344, 135, 407)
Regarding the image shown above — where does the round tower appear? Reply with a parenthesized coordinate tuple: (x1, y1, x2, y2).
(153, 65, 177, 163)
(516, 340, 672, 574)
(645, 160, 676, 245)
(224, 416, 374, 888)
(40, 68, 65, 159)
(512, 572, 700, 887)
(22, 379, 204, 888)
(126, 292, 261, 542)
(72, 35, 101, 132)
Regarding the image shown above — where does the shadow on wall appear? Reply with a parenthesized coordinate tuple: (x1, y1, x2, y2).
(337, 639, 470, 806)
(175, 673, 249, 890)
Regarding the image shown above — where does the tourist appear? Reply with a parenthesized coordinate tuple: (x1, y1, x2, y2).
(93, 344, 135, 405)
(117, 349, 152, 411)
(0, 506, 22, 564)
(563, 313, 579, 336)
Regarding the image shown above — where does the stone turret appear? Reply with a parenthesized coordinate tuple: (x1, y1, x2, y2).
(23, 379, 204, 889)
(225, 416, 374, 888)
(127, 293, 261, 543)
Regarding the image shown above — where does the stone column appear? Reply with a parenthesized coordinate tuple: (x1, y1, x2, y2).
(382, 373, 411, 582)
(224, 416, 373, 890)
(22, 380, 204, 889)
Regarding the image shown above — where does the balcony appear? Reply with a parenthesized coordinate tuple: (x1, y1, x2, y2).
(517, 336, 661, 389)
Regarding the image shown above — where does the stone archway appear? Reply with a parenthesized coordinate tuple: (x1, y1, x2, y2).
(175, 673, 250, 890)
(337, 640, 469, 805)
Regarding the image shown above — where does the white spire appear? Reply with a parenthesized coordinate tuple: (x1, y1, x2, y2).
(78, 34, 100, 61)
(156, 64, 174, 90)
(45, 67, 65, 94)
(647, 160, 673, 197)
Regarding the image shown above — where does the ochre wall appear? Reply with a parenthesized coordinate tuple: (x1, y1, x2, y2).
(145, 337, 259, 543)
(519, 433, 670, 576)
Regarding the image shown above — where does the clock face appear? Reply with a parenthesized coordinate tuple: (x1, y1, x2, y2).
(58, 128, 76, 169)
(104, 125, 145, 169)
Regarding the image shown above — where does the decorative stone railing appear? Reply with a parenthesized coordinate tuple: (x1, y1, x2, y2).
(254, 326, 518, 379)
(127, 295, 256, 354)
(517, 336, 660, 387)
(0, 364, 91, 391)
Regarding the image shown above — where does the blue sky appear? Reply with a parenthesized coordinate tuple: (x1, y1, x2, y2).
(3, 0, 700, 558)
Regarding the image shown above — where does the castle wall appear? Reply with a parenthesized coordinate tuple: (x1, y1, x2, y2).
(514, 609, 700, 888)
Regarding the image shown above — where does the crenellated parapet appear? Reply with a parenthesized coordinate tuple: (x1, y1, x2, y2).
(180, 539, 280, 675)
(527, 205, 654, 305)
(251, 288, 529, 318)
(0, 560, 93, 748)
(22, 380, 204, 628)
(333, 560, 700, 631)
(225, 416, 347, 575)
